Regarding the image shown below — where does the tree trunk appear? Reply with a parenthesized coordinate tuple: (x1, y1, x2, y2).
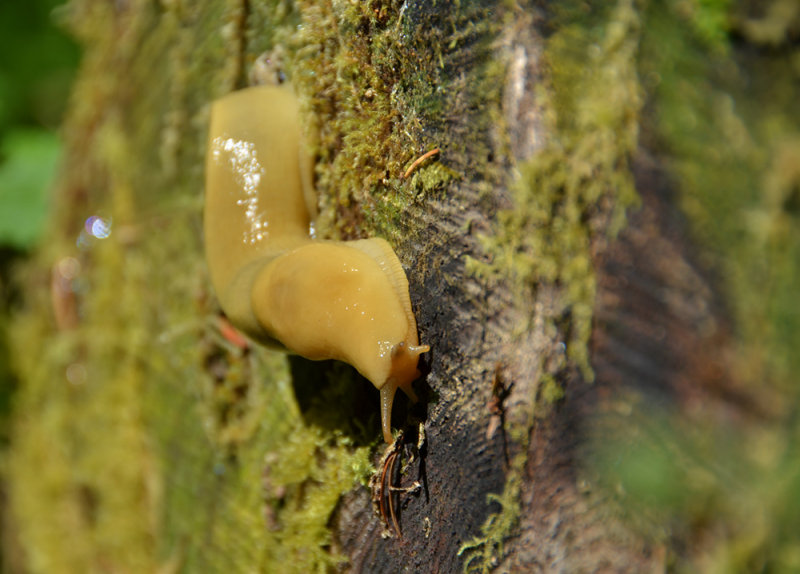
(7, 0, 800, 572)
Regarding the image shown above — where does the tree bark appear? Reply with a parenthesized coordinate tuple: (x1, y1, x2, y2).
(6, 0, 799, 572)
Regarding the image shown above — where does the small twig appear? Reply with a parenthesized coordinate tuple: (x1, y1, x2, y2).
(217, 315, 250, 350)
(386, 450, 401, 537)
(389, 480, 422, 494)
(371, 428, 426, 538)
(378, 449, 395, 533)
(487, 363, 513, 465)
(402, 148, 440, 179)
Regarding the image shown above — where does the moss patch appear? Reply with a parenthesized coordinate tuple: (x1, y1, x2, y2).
(457, 449, 526, 573)
(293, 0, 502, 243)
(458, 1, 644, 569)
(468, 0, 642, 384)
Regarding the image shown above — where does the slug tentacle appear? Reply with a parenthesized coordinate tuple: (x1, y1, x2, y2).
(205, 84, 429, 443)
(379, 384, 399, 444)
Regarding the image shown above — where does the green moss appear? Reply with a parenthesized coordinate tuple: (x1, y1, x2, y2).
(458, 2, 644, 568)
(458, 453, 523, 573)
(258, 427, 373, 572)
(9, 223, 160, 572)
(471, 0, 642, 383)
(539, 373, 565, 405)
(680, 0, 732, 51)
(293, 0, 501, 243)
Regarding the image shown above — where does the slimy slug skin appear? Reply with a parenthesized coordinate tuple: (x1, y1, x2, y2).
(204, 84, 429, 443)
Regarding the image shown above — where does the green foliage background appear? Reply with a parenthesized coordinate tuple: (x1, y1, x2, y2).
(0, 0, 78, 441)
(588, 1, 800, 571)
(0, 0, 79, 248)
(0, 4, 78, 569)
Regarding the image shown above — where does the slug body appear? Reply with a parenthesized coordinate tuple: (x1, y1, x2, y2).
(204, 85, 428, 443)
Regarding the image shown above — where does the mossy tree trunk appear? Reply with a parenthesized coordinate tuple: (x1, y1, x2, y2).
(7, 0, 800, 572)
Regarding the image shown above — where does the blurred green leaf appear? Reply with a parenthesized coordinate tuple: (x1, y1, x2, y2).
(0, 0, 79, 131)
(0, 129, 60, 249)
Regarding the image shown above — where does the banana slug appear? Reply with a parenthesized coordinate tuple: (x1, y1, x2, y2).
(204, 84, 429, 443)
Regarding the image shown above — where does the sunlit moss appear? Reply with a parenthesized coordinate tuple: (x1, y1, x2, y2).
(293, 0, 500, 244)
(9, 222, 160, 572)
(458, 452, 524, 574)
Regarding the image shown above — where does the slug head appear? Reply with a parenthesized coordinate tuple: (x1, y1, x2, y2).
(379, 341, 429, 443)
(251, 242, 429, 443)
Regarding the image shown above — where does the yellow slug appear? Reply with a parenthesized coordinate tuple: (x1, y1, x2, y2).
(204, 84, 429, 443)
